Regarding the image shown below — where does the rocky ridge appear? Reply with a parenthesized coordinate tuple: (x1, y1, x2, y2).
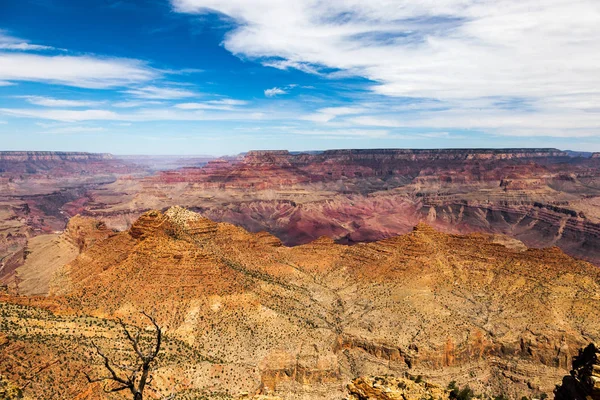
(37, 207, 600, 398)
(0, 151, 113, 162)
(77, 147, 600, 267)
(555, 343, 600, 399)
(345, 376, 449, 400)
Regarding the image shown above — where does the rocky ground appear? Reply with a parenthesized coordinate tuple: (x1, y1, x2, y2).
(2, 207, 599, 399)
(3, 149, 600, 295)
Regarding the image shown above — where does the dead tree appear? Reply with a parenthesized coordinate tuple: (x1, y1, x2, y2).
(85, 311, 162, 400)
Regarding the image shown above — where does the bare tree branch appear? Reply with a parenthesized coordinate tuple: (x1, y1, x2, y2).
(90, 341, 130, 386)
(85, 312, 163, 400)
(118, 318, 147, 362)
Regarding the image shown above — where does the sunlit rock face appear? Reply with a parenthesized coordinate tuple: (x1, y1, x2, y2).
(555, 343, 600, 400)
(33, 208, 600, 399)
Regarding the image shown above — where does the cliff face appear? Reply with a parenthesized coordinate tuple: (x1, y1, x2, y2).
(345, 376, 449, 400)
(0, 151, 113, 162)
(0, 151, 143, 297)
(555, 343, 600, 400)
(94, 148, 598, 266)
(0, 151, 124, 175)
(153, 148, 572, 188)
(40, 209, 600, 398)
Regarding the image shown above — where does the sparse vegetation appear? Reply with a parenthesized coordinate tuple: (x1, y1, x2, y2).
(85, 312, 162, 400)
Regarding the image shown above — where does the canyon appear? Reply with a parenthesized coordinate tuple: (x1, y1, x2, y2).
(86, 149, 600, 270)
(1, 149, 600, 399)
(2, 207, 600, 399)
(2, 148, 600, 292)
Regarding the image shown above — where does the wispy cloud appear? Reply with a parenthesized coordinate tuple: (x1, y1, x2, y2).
(263, 59, 320, 75)
(112, 100, 164, 108)
(264, 87, 287, 97)
(302, 106, 365, 123)
(0, 30, 61, 52)
(20, 96, 104, 107)
(0, 53, 157, 88)
(291, 129, 390, 138)
(175, 98, 248, 110)
(0, 108, 121, 122)
(0, 106, 269, 123)
(124, 85, 199, 99)
(0, 43, 57, 51)
(173, 0, 600, 138)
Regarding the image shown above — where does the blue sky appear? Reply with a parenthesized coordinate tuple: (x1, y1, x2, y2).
(0, 0, 599, 155)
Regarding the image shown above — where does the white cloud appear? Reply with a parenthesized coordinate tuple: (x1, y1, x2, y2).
(0, 81, 14, 87)
(20, 96, 104, 107)
(0, 43, 56, 51)
(0, 30, 59, 52)
(112, 100, 164, 108)
(0, 53, 157, 88)
(264, 87, 287, 97)
(302, 106, 365, 123)
(172, 0, 600, 137)
(124, 85, 198, 99)
(346, 106, 600, 137)
(0, 108, 121, 122)
(263, 60, 320, 75)
(175, 98, 248, 110)
(347, 116, 402, 128)
(209, 99, 248, 106)
(0, 106, 269, 123)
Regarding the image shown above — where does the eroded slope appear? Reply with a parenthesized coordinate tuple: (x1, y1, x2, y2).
(39, 207, 600, 399)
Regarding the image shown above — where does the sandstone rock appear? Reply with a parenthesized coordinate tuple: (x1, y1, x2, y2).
(45, 208, 600, 398)
(0, 374, 23, 400)
(237, 394, 282, 400)
(555, 343, 600, 400)
(345, 376, 449, 400)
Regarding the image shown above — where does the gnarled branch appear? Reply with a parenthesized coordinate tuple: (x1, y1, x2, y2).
(86, 311, 163, 400)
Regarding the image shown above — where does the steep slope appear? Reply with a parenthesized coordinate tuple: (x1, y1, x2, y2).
(45, 207, 600, 399)
(345, 376, 450, 400)
(555, 343, 600, 399)
(0, 215, 113, 295)
(82, 148, 600, 266)
(0, 151, 146, 295)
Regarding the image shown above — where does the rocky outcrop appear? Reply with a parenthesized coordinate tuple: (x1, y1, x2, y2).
(111, 147, 600, 266)
(555, 343, 600, 400)
(0, 151, 113, 162)
(0, 151, 135, 176)
(39, 209, 600, 398)
(0, 375, 22, 400)
(151, 148, 571, 189)
(345, 376, 449, 400)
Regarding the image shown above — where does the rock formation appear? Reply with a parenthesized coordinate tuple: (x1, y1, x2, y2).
(75, 148, 600, 266)
(345, 376, 449, 400)
(555, 343, 600, 399)
(2, 148, 600, 276)
(26, 208, 600, 398)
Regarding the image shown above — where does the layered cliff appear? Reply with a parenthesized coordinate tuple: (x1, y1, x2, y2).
(39, 208, 600, 398)
(0, 151, 137, 177)
(555, 343, 600, 399)
(345, 376, 450, 400)
(86, 147, 594, 267)
(152, 148, 572, 188)
(0, 151, 113, 162)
